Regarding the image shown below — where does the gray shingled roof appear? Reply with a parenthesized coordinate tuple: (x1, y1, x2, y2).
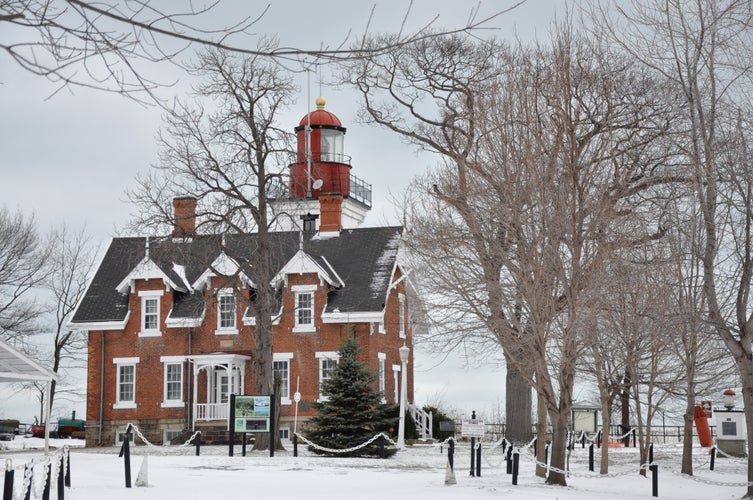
(71, 227, 403, 325)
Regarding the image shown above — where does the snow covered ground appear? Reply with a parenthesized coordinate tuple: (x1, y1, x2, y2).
(0, 436, 749, 499)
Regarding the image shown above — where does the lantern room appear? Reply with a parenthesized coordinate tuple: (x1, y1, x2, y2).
(290, 96, 351, 198)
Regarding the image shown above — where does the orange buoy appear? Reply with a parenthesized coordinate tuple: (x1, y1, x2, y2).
(694, 404, 713, 447)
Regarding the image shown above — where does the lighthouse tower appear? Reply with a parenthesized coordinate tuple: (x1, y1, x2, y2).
(271, 97, 372, 234)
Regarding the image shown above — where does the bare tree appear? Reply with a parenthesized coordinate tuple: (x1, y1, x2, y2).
(127, 47, 294, 450)
(595, 1, 753, 492)
(355, 27, 675, 485)
(0, 207, 49, 345)
(43, 225, 95, 416)
(1, 0, 526, 101)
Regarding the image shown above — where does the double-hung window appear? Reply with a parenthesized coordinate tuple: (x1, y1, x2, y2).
(399, 293, 406, 339)
(161, 356, 184, 408)
(216, 289, 238, 335)
(138, 290, 163, 337)
(378, 353, 386, 401)
(316, 351, 339, 401)
(113, 357, 139, 409)
(292, 284, 317, 332)
(273, 353, 294, 404)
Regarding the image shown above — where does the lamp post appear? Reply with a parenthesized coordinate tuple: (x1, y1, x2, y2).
(397, 343, 410, 448)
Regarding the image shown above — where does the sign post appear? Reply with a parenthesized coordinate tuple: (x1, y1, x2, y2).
(229, 394, 275, 457)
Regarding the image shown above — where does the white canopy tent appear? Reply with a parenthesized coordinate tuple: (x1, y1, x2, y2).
(0, 339, 58, 452)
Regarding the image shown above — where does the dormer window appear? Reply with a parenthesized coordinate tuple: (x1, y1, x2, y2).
(215, 288, 238, 335)
(292, 284, 317, 333)
(138, 290, 163, 337)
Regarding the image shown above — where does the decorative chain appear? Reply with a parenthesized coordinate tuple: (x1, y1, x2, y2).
(294, 432, 396, 454)
(125, 423, 202, 455)
(669, 468, 753, 487)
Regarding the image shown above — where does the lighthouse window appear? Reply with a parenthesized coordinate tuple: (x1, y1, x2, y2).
(320, 129, 343, 162)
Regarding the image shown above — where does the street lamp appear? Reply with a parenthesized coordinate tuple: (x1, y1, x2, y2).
(397, 343, 410, 448)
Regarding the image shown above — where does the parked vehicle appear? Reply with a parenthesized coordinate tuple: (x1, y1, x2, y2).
(0, 426, 15, 441)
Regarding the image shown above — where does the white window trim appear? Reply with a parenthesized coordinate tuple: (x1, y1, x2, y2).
(392, 364, 401, 404)
(113, 357, 139, 409)
(273, 352, 294, 405)
(115, 429, 135, 445)
(292, 284, 317, 333)
(215, 288, 239, 335)
(163, 429, 184, 445)
(160, 356, 184, 408)
(138, 290, 163, 337)
(398, 293, 406, 339)
(315, 351, 339, 402)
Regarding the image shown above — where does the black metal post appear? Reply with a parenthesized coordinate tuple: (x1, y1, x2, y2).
(597, 429, 602, 448)
(379, 434, 385, 459)
(470, 437, 476, 476)
(228, 394, 236, 457)
(269, 393, 276, 458)
(710, 446, 716, 471)
(195, 432, 201, 456)
(545, 443, 549, 467)
(448, 439, 454, 471)
(65, 451, 71, 487)
(512, 452, 520, 485)
(118, 425, 132, 488)
(293, 433, 298, 458)
(3, 467, 14, 500)
(42, 461, 51, 500)
(581, 433, 586, 448)
(589, 443, 594, 472)
(506, 446, 513, 474)
(649, 442, 654, 464)
(476, 442, 481, 477)
(57, 454, 65, 500)
(502, 439, 507, 454)
(632, 429, 636, 448)
(650, 464, 658, 497)
(242, 432, 247, 457)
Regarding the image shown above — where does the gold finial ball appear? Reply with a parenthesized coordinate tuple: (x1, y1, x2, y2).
(316, 96, 326, 110)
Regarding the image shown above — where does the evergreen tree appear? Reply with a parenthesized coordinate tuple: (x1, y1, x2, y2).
(306, 336, 396, 457)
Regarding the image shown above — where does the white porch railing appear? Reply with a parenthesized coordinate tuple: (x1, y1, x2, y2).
(195, 403, 229, 422)
(409, 404, 433, 440)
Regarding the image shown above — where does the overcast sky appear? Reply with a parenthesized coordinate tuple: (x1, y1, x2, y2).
(0, 0, 571, 422)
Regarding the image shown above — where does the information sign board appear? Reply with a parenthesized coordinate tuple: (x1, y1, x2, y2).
(233, 395, 271, 433)
(461, 419, 485, 438)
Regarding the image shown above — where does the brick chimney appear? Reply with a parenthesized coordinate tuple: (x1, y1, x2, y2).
(318, 194, 343, 234)
(172, 197, 197, 238)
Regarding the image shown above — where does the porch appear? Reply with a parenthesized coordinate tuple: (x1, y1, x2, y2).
(187, 353, 251, 430)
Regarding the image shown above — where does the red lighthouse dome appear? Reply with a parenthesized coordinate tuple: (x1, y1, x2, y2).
(289, 96, 351, 198)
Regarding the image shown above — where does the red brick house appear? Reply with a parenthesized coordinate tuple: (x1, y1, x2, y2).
(70, 98, 416, 446)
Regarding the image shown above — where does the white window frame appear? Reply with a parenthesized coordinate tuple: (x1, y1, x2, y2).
(399, 293, 406, 339)
(138, 290, 163, 337)
(378, 353, 386, 403)
(293, 284, 317, 333)
(113, 357, 139, 409)
(392, 364, 401, 404)
(273, 353, 294, 405)
(163, 429, 184, 445)
(315, 351, 339, 401)
(215, 288, 238, 335)
(115, 429, 135, 445)
(161, 356, 184, 408)
(279, 427, 291, 440)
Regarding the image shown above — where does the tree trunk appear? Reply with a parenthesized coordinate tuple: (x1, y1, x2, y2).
(535, 390, 548, 478)
(736, 355, 753, 497)
(599, 400, 611, 474)
(546, 409, 569, 486)
(505, 355, 532, 444)
(620, 368, 631, 447)
(681, 374, 696, 475)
